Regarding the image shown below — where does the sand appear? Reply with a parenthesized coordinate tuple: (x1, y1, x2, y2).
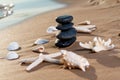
(0, 0, 120, 80)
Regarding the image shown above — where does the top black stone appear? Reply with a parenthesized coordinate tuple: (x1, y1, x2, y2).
(56, 15, 73, 24)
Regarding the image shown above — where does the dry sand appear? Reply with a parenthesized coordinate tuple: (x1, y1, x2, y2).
(0, 0, 120, 80)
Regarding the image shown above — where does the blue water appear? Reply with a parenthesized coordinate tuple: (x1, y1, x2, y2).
(0, 0, 66, 29)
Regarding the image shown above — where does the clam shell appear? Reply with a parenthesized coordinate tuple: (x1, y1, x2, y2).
(7, 42, 20, 51)
(34, 39, 49, 45)
(6, 52, 19, 60)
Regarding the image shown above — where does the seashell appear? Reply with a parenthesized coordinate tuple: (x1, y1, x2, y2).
(6, 52, 19, 60)
(75, 25, 96, 33)
(7, 42, 20, 51)
(78, 20, 91, 25)
(61, 50, 89, 71)
(46, 26, 58, 34)
(0, 3, 14, 17)
(79, 37, 115, 52)
(32, 45, 45, 53)
(34, 38, 49, 45)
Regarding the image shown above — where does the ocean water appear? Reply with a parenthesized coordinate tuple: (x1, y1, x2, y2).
(0, 0, 66, 29)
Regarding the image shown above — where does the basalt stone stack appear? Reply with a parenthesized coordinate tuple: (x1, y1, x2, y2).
(55, 15, 77, 48)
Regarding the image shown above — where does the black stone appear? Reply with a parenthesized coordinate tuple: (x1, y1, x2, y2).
(55, 37, 76, 48)
(55, 15, 76, 48)
(57, 28, 77, 40)
(56, 15, 73, 24)
(56, 23, 74, 30)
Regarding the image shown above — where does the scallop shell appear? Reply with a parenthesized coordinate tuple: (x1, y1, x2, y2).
(6, 52, 19, 60)
(34, 39, 49, 45)
(7, 42, 20, 51)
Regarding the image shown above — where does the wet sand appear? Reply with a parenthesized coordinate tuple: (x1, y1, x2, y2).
(0, 0, 120, 80)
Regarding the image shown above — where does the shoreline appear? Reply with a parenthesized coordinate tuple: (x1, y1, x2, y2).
(0, 0, 67, 30)
(0, 0, 120, 80)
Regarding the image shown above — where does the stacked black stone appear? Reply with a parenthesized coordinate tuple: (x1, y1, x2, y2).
(55, 15, 77, 48)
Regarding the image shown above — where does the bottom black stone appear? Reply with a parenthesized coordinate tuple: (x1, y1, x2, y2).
(55, 37, 76, 48)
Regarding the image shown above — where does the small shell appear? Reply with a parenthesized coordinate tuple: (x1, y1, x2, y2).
(46, 26, 58, 34)
(6, 52, 19, 60)
(34, 39, 49, 45)
(32, 45, 45, 53)
(7, 42, 20, 51)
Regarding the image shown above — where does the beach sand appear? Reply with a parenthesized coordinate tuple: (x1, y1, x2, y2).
(0, 0, 120, 80)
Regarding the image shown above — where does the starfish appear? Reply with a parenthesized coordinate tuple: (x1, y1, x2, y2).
(19, 50, 90, 72)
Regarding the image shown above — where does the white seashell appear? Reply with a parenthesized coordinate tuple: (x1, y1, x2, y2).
(75, 25, 96, 33)
(32, 45, 45, 53)
(6, 52, 19, 60)
(79, 37, 115, 52)
(34, 39, 49, 45)
(61, 50, 89, 72)
(79, 20, 91, 25)
(46, 26, 58, 34)
(7, 42, 20, 51)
